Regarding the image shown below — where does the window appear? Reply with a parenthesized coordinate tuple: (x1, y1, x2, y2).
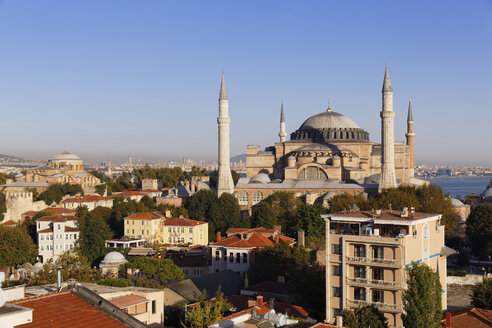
(152, 300, 156, 314)
(38, 223, 40, 229)
(127, 229, 129, 234)
(41, 246, 44, 251)
(132, 220, 134, 225)
(373, 268, 384, 281)
(238, 191, 249, 205)
(142, 230, 144, 235)
(147, 230, 149, 235)
(372, 246, 383, 259)
(332, 287, 341, 297)
(297, 166, 328, 180)
(372, 290, 384, 303)
(57, 224, 61, 230)
(168, 227, 171, 232)
(215, 250, 220, 261)
(243, 253, 248, 263)
(331, 308, 341, 318)
(41, 235, 44, 240)
(331, 265, 341, 276)
(181, 227, 184, 233)
(168, 237, 171, 243)
(331, 244, 341, 254)
(236, 253, 240, 263)
(229, 253, 234, 262)
(354, 287, 366, 301)
(354, 266, 366, 279)
(189, 228, 193, 233)
(132, 229, 134, 234)
(354, 245, 366, 257)
(252, 191, 263, 205)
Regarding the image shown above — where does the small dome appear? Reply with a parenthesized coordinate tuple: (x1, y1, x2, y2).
(51, 150, 82, 161)
(250, 173, 271, 184)
(101, 251, 127, 264)
(33, 262, 44, 273)
(299, 111, 361, 130)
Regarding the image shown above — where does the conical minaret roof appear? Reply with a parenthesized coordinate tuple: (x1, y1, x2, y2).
(219, 72, 228, 100)
(280, 101, 285, 122)
(407, 98, 413, 122)
(382, 65, 393, 92)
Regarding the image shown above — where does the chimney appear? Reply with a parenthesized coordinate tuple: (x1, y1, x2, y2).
(445, 312, 451, 328)
(256, 295, 263, 307)
(297, 229, 305, 247)
(165, 210, 171, 218)
(216, 231, 221, 242)
(401, 207, 408, 217)
(274, 234, 279, 243)
(274, 225, 281, 234)
(56, 265, 62, 291)
(269, 298, 275, 311)
(336, 316, 343, 327)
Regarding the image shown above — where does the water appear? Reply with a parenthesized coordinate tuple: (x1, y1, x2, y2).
(425, 176, 491, 198)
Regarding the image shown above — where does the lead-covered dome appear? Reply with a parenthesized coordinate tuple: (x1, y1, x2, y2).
(291, 107, 369, 143)
(101, 251, 127, 265)
(51, 150, 82, 161)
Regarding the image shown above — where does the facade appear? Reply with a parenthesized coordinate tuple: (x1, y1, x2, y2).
(62, 195, 114, 211)
(236, 67, 419, 210)
(123, 212, 209, 246)
(323, 209, 447, 327)
(36, 215, 79, 263)
(210, 227, 295, 277)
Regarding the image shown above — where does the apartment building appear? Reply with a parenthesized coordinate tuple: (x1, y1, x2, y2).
(323, 209, 447, 328)
(36, 215, 79, 263)
(123, 212, 208, 246)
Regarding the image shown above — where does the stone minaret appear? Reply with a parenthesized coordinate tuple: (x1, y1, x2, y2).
(279, 101, 286, 142)
(379, 66, 397, 191)
(406, 98, 415, 171)
(217, 73, 234, 197)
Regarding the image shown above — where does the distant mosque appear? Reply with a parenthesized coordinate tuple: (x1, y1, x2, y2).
(217, 67, 427, 210)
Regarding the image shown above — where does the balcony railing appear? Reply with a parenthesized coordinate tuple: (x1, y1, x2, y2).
(347, 277, 400, 288)
(346, 256, 397, 265)
(347, 299, 401, 312)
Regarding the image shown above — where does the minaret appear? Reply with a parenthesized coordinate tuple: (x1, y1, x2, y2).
(278, 101, 286, 142)
(406, 98, 415, 171)
(217, 72, 234, 197)
(379, 65, 397, 191)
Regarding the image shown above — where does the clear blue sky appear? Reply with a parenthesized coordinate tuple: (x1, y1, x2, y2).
(0, 0, 490, 165)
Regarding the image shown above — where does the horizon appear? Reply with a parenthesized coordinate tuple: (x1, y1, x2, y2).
(0, 1, 491, 166)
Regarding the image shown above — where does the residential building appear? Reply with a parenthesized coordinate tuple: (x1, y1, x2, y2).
(210, 227, 295, 277)
(36, 215, 79, 263)
(155, 253, 209, 279)
(123, 212, 208, 246)
(22, 207, 77, 221)
(62, 195, 113, 211)
(323, 209, 448, 328)
(105, 236, 146, 248)
(111, 191, 147, 202)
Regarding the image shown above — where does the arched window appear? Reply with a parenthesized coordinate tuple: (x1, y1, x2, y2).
(297, 166, 328, 180)
(238, 191, 249, 205)
(252, 191, 264, 205)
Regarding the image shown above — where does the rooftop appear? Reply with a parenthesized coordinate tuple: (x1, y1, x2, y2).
(35, 215, 78, 222)
(109, 295, 149, 309)
(63, 195, 112, 203)
(163, 217, 207, 226)
(124, 211, 164, 220)
(441, 308, 492, 328)
(327, 209, 440, 223)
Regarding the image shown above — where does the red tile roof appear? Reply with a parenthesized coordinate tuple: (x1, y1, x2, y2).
(140, 189, 163, 193)
(38, 228, 53, 233)
(1, 220, 17, 226)
(23, 208, 78, 217)
(11, 290, 126, 327)
(124, 212, 164, 220)
(441, 308, 492, 328)
(333, 210, 438, 221)
(213, 231, 294, 248)
(63, 195, 112, 203)
(223, 296, 309, 320)
(36, 215, 78, 222)
(109, 295, 149, 309)
(65, 226, 79, 232)
(227, 227, 278, 235)
(111, 191, 146, 198)
(163, 217, 206, 226)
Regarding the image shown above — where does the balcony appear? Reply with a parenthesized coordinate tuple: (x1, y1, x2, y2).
(347, 299, 401, 313)
(347, 277, 400, 289)
(346, 256, 398, 266)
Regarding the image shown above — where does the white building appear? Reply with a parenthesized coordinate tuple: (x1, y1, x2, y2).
(62, 195, 113, 211)
(36, 215, 79, 263)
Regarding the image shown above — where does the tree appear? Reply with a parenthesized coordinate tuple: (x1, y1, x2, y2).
(0, 172, 7, 185)
(89, 170, 105, 181)
(123, 257, 183, 287)
(183, 190, 218, 222)
(471, 277, 492, 309)
(37, 183, 84, 205)
(185, 288, 231, 328)
(251, 205, 276, 229)
(0, 192, 5, 220)
(97, 278, 133, 287)
(207, 170, 239, 189)
(294, 204, 326, 241)
(328, 193, 374, 213)
(258, 191, 303, 237)
(0, 225, 38, 267)
(95, 184, 106, 196)
(466, 203, 492, 259)
(77, 213, 113, 265)
(402, 262, 442, 328)
(341, 305, 388, 328)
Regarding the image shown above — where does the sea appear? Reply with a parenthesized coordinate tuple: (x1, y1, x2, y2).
(424, 176, 491, 199)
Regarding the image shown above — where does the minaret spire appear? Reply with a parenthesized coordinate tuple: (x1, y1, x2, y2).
(279, 100, 286, 142)
(379, 65, 397, 191)
(406, 97, 415, 172)
(217, 72, 234, 197)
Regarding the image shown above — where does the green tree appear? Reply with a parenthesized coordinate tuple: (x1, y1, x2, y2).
(402, 262, 442, 328)
(260, 191, 303, 237)
(0, 192, 5, 220)
(207, 170, 239, 189)
(341, 305, 388, 328)
(95, 184, 106, 196)
(77, 213, 113, 265)
(251, 204, 276, 229)
(0, 225, 38, 267)
(37, 183, 84, 205)
(466, 203, 492, 259)
(89, 170, 105, 181)
(294, 204, 326, 240)
(123, 257, 184, 287)
(471, 277, 492, 309)
(328, 193, 373, 213)
(185, 288, 231, 328)
(97, 278, 133, 287)
(183, 190, 218, 222)
(0, 172, 7, 185)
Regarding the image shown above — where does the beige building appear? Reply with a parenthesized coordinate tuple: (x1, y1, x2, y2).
(123, 212, 208, 246)
(36, 215, 79, 263)
(323, 209, 447, 328)
(235, 68, 419, 210)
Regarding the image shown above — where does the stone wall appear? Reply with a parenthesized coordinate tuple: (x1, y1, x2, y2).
(447, 274, 488, 285)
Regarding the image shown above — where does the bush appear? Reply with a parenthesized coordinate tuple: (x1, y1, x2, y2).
(456, 270, 467, 277)
(97, 278, 133, 287)
(447, 270, 455, 276)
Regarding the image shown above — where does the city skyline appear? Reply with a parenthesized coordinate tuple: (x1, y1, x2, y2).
(0, 1, 491, 165)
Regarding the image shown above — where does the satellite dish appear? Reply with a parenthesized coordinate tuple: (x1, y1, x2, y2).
(0, 287, 5, 307)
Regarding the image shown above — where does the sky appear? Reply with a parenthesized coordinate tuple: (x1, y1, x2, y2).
(0, 1, 491, 165)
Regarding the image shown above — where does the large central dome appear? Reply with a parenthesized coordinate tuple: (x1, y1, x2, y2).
(290, 107, 370, 143)
(299, 111, 361, 130)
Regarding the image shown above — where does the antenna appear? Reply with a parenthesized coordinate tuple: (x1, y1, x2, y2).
(0, 287, 5, 307)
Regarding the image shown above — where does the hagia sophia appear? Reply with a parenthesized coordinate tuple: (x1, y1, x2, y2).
(216, 67, 427, 210)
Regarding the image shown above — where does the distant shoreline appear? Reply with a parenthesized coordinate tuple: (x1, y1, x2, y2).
(425, 175, 492, 180)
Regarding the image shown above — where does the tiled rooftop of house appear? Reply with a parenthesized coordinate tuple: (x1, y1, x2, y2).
(330, 209, 439, 221)
(109, 295, 149, 309)
(441, 308, 492, 328)
(111, 191, 147, 198)
(1, 219, 17, 226)
(63, 195, 112, 203)
(124, 211, 164, 220)
(163, 217, 207, 226)
(23, 208, 77, 217)
(35, 215, 78, 222)
(10, 290, 127, 328)
(227, 295, 308, 318)
(212, 230, 295, 248)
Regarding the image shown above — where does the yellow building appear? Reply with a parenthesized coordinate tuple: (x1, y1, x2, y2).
(323, 209, 448, 328)
(123, 212, 208, 246)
